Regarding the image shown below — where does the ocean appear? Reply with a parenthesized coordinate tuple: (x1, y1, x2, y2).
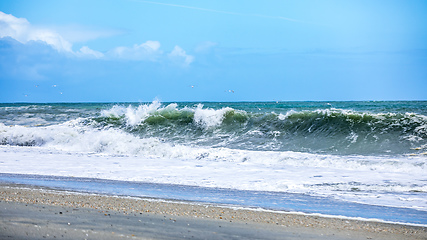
(1, 101, 426, 224)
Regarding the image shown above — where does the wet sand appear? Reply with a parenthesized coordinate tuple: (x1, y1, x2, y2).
(0, 185, 426, 240)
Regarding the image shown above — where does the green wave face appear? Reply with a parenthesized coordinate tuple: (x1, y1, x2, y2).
(1, 101, 425, 155)
(91, 103, 427, 155)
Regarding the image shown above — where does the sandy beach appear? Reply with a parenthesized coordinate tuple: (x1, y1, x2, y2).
(0, 184, 425, 240)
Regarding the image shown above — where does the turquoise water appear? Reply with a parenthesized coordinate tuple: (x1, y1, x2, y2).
(0, 101, 426, 224)
(1, 101, 426, 155)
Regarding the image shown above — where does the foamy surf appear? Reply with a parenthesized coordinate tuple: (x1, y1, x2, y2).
(0, 101, 426, 223)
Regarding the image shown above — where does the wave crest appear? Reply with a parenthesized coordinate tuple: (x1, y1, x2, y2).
(99, 101, 248, 130)
(2, 102, 426, 155)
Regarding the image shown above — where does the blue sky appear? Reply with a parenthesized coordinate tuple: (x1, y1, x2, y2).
(1, 0, 426, 102)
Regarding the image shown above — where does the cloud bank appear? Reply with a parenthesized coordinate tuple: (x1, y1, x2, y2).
(0, 11, 194, 66)
(0, 11, 72, 52)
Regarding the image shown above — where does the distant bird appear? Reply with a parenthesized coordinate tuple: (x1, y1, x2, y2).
(35, 85, 39, 88)
(228, 90, 235, 93)
(52, 85, 57, 87)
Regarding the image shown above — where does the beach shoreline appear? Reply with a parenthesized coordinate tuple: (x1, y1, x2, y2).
(1, 184, 425, 239)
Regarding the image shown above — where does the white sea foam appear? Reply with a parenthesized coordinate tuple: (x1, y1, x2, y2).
(100, 101, 241, 129)
(1, 121, 425, 173)
(193, 104, 240, 129)
(1, 119, 426, 211)
(101, 101, 164, 126)
(1, 101, 427, 212)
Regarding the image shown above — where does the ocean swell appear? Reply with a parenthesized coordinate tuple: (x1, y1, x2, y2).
(1, 101, 426, 155)
(92, 102, 427, 155)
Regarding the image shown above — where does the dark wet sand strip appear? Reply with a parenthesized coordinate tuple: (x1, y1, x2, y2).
(0, 185, 425, 240)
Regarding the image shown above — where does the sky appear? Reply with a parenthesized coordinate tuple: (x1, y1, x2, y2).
(0, 0, 426, 102)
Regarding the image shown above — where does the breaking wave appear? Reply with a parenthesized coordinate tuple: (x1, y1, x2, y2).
(1, 101, 426, 155)
(91, 102, 427, 155)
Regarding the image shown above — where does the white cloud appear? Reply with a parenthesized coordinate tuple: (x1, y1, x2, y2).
(0, 11, 194, 66)
(77, 46, 105, 59)
(0, 11, 28, 40)
(0, 11, 72, 52)
(108, 41, 162, 61)
(168, 45, 195, 66)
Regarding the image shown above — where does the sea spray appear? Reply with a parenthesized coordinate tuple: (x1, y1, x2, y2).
(1, 101, 427, 155)
(90, 102, 427, 155)
(0, 101, 426, 212)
